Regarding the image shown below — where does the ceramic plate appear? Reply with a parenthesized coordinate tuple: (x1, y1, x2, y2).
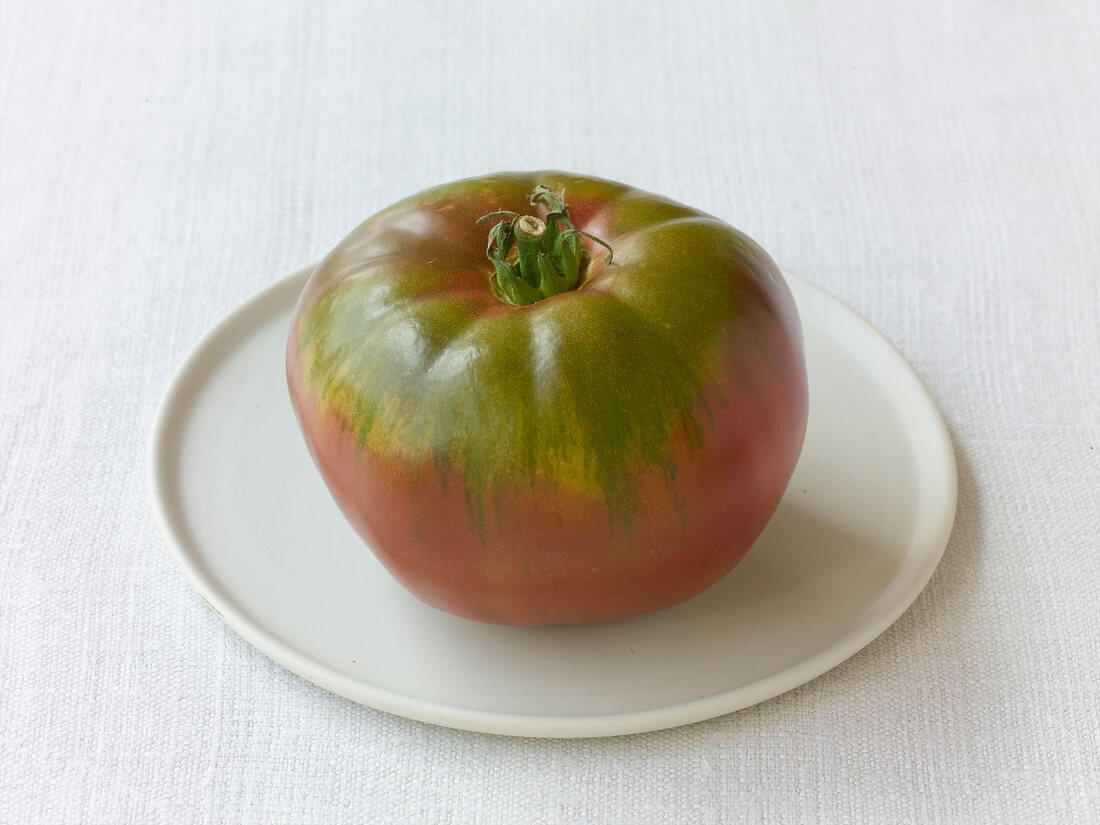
(149, 266, 956, 738)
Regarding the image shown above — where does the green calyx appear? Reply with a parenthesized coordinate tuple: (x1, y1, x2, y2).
(478, 185, 613, 306)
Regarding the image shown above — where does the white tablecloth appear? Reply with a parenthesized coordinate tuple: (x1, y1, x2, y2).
(2, 1, 1097, 822)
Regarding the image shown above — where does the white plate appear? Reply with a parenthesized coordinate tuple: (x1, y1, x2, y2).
(150, 266, 956, 738)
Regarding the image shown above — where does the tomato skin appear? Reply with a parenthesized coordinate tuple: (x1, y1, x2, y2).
(287, 172, 808, 625)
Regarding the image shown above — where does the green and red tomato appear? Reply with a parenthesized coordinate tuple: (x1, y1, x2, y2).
(286, 172, 808, 625)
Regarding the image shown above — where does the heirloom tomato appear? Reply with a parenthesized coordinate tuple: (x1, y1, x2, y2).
(286, 172, 808, 625)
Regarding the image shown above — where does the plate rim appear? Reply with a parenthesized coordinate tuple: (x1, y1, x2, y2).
(148, 265, 958, 738)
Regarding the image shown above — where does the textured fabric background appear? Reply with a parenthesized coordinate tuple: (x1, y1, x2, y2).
(2, 1, 1098, 822)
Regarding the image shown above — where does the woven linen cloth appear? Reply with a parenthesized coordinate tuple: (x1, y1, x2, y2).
(1, 1, 1097, 822)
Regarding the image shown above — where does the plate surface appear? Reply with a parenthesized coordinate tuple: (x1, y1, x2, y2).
(150, 266, 956, 738)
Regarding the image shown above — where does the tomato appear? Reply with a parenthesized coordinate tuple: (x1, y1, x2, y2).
(286, 172, 808, 625)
